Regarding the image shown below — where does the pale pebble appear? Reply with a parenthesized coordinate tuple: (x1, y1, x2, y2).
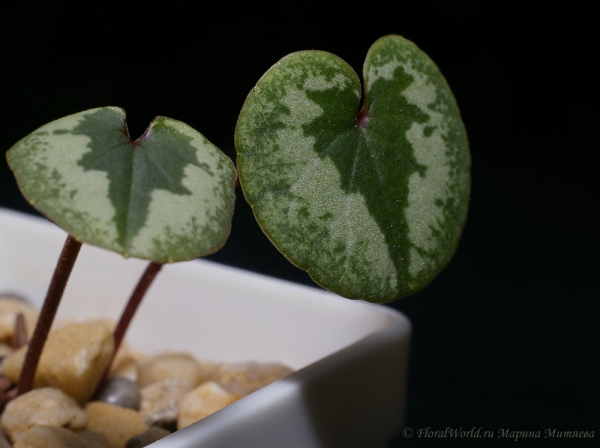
(137, 353, 205, 388)
(1, 387, 87, 443)
(1, 321, 114, 404)
(109, 361, 138, 383)
(197, 361, 220, 378)
(177, 381, 239, 429)
(85, 401, 148, 448)
(13, 425, 105, 448)
(210, 362, 293, 395)
(139, 378, 192, 427)
(109, 344, 144, 382)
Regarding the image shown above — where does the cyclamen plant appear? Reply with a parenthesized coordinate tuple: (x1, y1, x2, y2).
(5, 35, 469, 399)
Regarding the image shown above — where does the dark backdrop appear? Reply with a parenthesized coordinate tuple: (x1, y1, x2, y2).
(1, 2, 597, 446)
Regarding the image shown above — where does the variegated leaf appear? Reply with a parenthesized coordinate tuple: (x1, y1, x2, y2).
(7, 107, 236, 262)
(235, 35, 470, 302)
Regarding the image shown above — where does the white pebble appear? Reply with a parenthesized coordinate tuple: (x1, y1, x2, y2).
(211, 362, 293, 395)
(137, 353, 205, 388)
(177, 381, 239, 429)
(139, 378, 192, 427)
(1, 387, 87, 443)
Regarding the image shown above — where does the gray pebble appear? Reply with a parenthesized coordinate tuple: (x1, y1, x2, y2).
(94, 376, 141, 410)
(125, 426, 171, 448)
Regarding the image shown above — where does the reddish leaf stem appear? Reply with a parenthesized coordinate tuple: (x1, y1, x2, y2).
(101, 261, 163, 383)
(17, 235, 82, 396)
(113, 261, 163, 355)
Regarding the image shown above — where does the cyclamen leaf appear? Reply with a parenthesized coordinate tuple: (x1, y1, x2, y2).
(7, 107, 236, 262)
(235, 35, 470, 302)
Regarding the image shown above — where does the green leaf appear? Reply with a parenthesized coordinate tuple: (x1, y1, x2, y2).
(235, 35, 470, 302)
(7, 107, 236, 263)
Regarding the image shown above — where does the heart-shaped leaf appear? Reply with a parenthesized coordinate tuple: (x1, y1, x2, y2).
(7, 107, 236, 262)
(235, 35, 470, 302)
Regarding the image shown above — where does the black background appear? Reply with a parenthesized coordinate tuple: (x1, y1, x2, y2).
(1, 1, 598, 446)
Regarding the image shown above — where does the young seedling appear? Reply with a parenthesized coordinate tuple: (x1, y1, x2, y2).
(3, 36, 469, 432)
(6, 107, 236, 395)
(235, 34, 470, 302)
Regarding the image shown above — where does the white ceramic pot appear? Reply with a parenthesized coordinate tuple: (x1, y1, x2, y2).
(0, 207, 411, 447)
